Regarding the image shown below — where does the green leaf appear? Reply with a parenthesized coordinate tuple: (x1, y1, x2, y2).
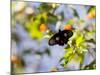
(25, 18, 43, 39)
(73, 8, 79, 18)
(62, 48, 75, 67)
(59, 57, 64, 62)
(86, 39, 96, 44)
(45, 49, 51, 56)
(67, 19, 74, 25)
(64, 48, 73, 58)
(76, 53, 84, 64)
(38, 3, 52, 12)
(47, 13, 58, 24)
(64, 44, 70, 49)
(88, 6, 96, 13)
(76, 34, 85, 47)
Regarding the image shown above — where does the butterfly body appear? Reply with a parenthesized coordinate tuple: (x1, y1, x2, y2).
(49, 30, 73, 46)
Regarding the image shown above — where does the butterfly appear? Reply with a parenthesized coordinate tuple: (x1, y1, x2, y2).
(48, 30, 73, 46)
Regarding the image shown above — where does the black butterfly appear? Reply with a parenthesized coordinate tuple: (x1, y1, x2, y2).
(48, 30, 73, 46)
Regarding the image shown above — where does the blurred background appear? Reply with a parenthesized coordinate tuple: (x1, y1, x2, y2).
(11, 1, 96, 74)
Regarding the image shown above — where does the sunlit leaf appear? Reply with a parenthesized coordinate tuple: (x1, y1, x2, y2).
(88, 6, 96, 13)
(76, 53, 84, 64)
(76, 34, 85, 47)
(67, 19, 74, 25)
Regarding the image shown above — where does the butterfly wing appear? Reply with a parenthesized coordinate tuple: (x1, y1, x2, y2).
(62, 30, 73, 38)
(61, 30, 73, 44)
(49, 38, 57, 46)
(49, 33, 59, 46)
(48, 30, 73, 46)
